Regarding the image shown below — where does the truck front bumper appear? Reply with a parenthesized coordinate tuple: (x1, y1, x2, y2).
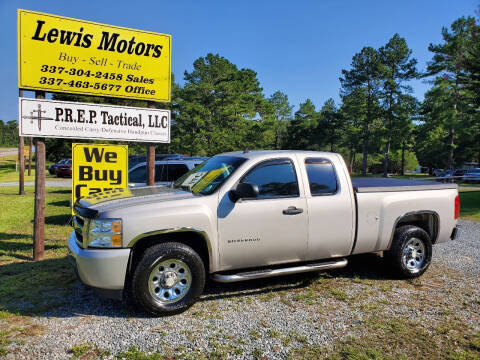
(67, 231, 131, 299)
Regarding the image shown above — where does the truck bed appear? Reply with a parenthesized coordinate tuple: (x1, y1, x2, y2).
(352, 177, 458, 193)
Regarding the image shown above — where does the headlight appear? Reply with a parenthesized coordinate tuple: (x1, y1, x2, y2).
(87, 218, 122, 248)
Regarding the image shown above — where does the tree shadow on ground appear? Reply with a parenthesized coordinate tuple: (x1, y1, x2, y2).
(0, 253, 395, 319)
(49, 200, 70, 207)
(43, 214, 72, 226)
(0, 236, 63, 261)
(0, 233, 30, 241)
(49, 189, 70, 194)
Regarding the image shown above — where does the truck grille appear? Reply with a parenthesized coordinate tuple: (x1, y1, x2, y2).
(73, 216, 85, 248)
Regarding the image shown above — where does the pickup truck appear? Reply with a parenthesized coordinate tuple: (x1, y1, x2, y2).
(68, 150, 460, 315)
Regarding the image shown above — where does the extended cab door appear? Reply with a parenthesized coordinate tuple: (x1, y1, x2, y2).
(217, 158, 308, 269)
(300, 155, 355, 260)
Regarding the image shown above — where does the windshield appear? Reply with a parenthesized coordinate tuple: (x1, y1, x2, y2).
(173, 155, 246, 195)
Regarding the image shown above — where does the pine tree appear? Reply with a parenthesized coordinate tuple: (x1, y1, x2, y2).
(379, 34, 418, 176)
(340, 47, 382, 175)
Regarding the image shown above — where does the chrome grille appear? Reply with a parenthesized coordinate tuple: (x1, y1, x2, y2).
(73, 216, 86, 248)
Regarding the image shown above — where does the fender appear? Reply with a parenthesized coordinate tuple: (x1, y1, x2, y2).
(127, 227, 213, 271)
(387, 210, 440, 249)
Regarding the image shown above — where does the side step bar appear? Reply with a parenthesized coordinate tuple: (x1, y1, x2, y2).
(211, 258, 348, 283)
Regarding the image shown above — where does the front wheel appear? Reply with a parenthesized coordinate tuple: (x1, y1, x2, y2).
(130, 242, 205, 316)
(384, 225, 432, 278)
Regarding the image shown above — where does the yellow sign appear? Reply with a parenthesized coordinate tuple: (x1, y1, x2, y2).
(80, 188, 134, 205)
(18, 9, 171, 101)
(72, 143, 128, 210)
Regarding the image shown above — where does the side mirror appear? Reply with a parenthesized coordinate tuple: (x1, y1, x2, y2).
(229, 182, 259, 202)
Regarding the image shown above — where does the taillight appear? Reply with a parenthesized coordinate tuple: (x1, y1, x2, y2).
(454, 195, 460, 219)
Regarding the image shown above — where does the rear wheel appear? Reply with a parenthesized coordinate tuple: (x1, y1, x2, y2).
(385, 225, 432, 278)
(130, 242, 205, 316)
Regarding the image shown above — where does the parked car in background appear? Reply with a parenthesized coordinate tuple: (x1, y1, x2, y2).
(49, 158, 68, 175)
(433, 169, 444, 177)
(452, 169, 467, 182)
(436, 169, 466, 183)
(463, 168, 480, 183)
(55, 159, 72, 177)
(128, 158, 207, 187)
(129, 154, 183, 169)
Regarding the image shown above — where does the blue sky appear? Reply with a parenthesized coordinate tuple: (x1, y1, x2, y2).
(0, 0, 477, 122)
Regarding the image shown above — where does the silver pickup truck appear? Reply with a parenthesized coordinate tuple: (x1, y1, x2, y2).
(68, 150, 460, 315)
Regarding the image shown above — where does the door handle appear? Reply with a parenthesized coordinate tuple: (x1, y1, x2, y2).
(282, 206, 303, 215)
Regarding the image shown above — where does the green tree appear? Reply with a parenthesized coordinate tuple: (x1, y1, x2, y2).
(0, 120, 19, 147)
(378, 34, 418, 176)
(339, 88, 366, 172)
(415, 85, 454, 170)
(395, 95, 420, 175)
(318, 98, 341, 152)
(172, 54, 267, 155)
(340, 47, 383, 175)
(457, 11, 480, 163)
(284, 99, 318, 150)
(267, 91, 293, 149)
(425, 16, 477, 169)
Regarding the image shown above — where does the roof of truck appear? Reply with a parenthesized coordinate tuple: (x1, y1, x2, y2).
(218, 150, 336, 159)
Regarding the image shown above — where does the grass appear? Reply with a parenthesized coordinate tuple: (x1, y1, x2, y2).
(459, 190, 480, 221)
(0, 157, 63, 182)
(0, 186, 74, 356)
(0, 186, 73, 313)
(68, 343, 111, 359)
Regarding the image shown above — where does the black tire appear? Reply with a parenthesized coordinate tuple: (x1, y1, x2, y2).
(130, 242, 205, 316)
(384, 225, 432, 278)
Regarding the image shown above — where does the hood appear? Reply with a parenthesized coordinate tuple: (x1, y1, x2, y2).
(75, 186, 197, 217)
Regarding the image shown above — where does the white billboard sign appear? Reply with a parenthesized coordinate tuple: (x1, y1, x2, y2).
(19, 97, 170, 143)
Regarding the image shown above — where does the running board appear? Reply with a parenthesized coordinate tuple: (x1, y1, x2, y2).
(211, 258, 348, 283)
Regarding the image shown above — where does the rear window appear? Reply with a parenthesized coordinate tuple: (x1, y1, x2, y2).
(305, 158, 338, 195)
(129, 165, 146, 183)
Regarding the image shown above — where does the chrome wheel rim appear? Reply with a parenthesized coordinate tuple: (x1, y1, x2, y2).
(402, 238, 426, 273)
(148, 259, 192, 304)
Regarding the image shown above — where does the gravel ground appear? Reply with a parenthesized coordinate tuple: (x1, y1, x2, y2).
(5, 220, 480, 359)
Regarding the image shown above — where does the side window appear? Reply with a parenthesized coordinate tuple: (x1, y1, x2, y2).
(241, 160, 299, 199)
(305, 158, 338, 195)
(155, 164, 190, 182)
(129, 165, 146, 183)
(155, 164, 165, 182)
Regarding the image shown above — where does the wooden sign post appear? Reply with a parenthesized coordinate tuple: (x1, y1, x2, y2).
(28, 137, 32, 176)
(33, 91, 46, 261)
(18, 90, 25, 195)
(147, 102, 157, 186)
